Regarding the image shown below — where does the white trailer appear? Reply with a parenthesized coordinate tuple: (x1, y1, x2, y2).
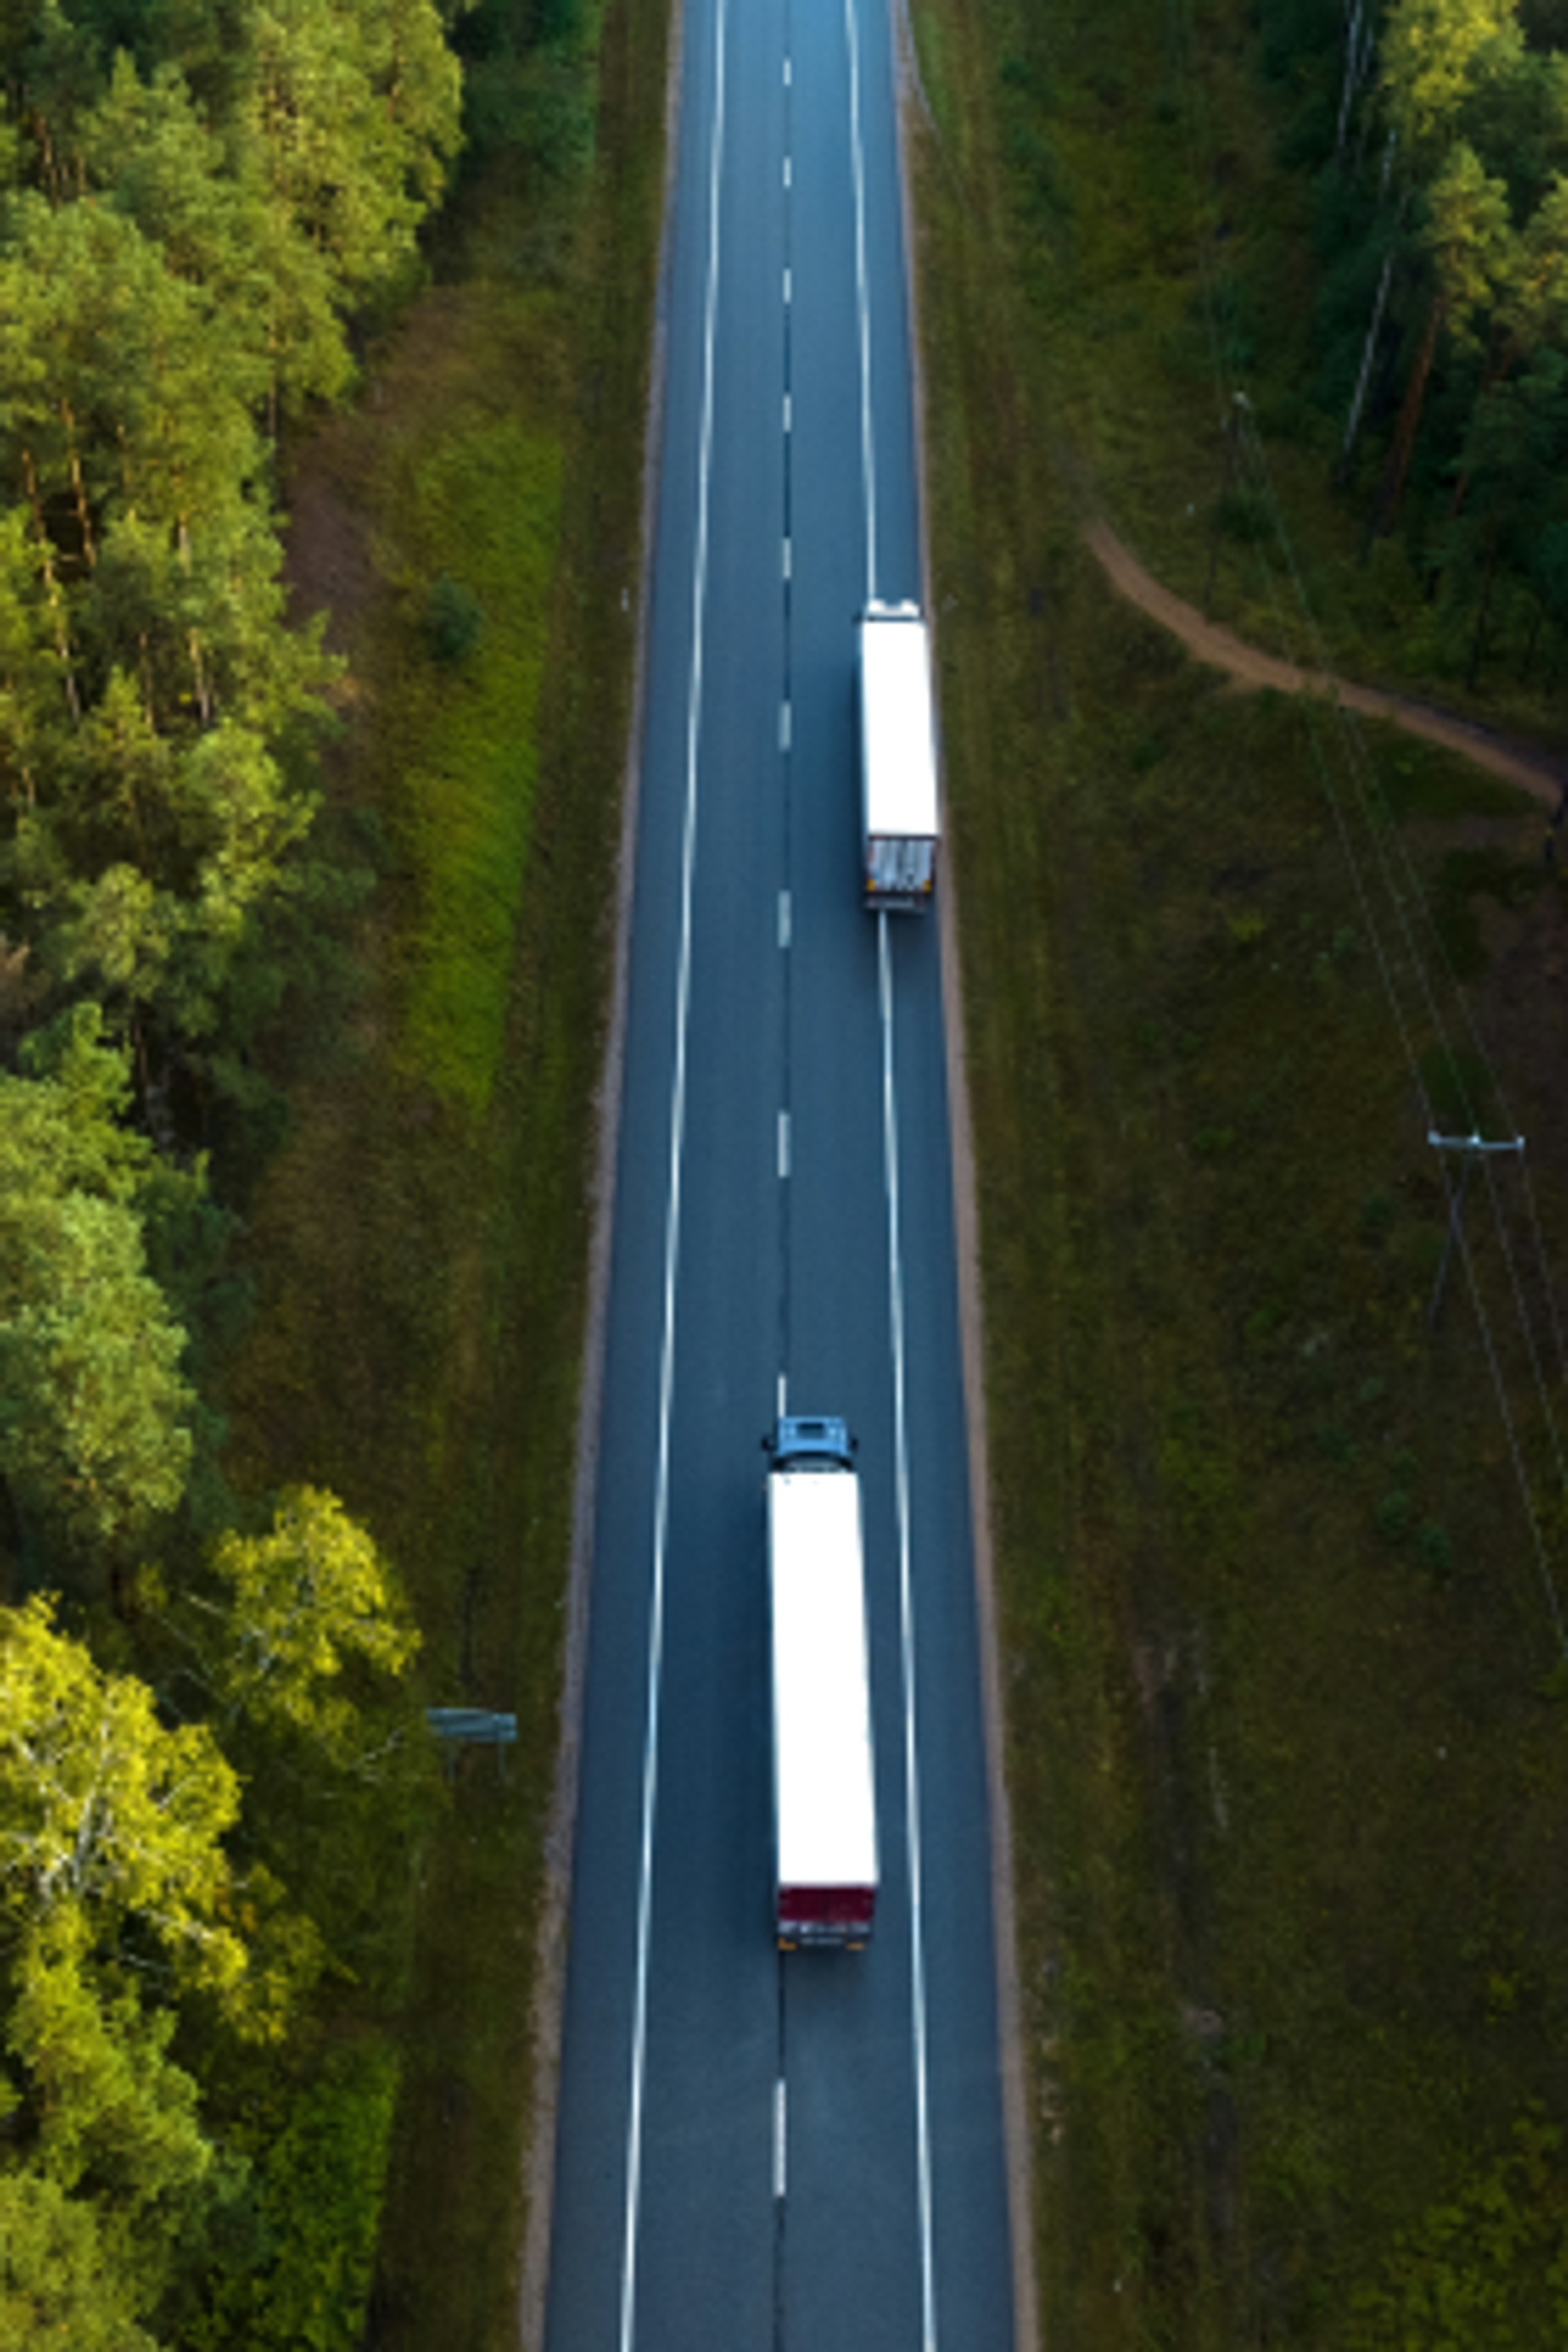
(765, 1416, 878, 1948)
(858, 600, 939, 910)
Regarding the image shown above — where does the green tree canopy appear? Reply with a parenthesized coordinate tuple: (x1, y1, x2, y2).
(0, 1598, 240, 1982)
(0, 188, 335, 1060)
(0, 1014, 194, 1547)
(0, 2164, 157, 2352)
(1382, 0, 1524, 160)
(207, 1486, 420, 1766)
(1422, 135, 1514, 337)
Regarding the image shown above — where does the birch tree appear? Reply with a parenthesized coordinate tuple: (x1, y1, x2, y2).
(0, 1598, 240, 1983)
(207, 1487, 420, 1770)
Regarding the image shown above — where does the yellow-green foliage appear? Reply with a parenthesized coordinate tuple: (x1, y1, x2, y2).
(1348, 2116, 1568, 2348)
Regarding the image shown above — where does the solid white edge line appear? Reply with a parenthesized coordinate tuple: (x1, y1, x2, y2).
(844, 0, 878, 600)
(616, 0, 730, 2341)
(879, 911, 939, 2352)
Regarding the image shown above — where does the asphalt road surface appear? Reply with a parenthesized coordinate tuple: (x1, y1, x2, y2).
(541, 0, 1015, 2338)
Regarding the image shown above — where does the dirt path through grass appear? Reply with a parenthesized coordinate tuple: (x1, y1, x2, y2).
(1085, 515, 1568, 810)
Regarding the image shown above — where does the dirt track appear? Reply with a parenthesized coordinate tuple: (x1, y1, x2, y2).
(1084, 517, 1568, 813)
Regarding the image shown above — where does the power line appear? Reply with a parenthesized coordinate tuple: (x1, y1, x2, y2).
(1158, 0, 1568, 1653)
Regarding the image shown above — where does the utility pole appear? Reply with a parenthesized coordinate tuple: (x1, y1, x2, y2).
(1544, 779, 1567, 867)
(1427, 1129, 1525, 1330)
(1202, 392, 1250, 620)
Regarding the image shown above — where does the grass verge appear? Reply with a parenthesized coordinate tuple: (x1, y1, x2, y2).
(965, 0, 1568, 747)
(216, 0, 670, 2340)
(908, 0, 1568, 2341)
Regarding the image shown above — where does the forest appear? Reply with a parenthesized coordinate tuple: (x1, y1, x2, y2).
(0, 4, 496, 2344)
(11, 0, 1568, 2340)
(1258, 0, 1568, 691)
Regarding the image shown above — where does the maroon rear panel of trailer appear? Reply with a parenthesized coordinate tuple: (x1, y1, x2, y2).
(777, 1883, 877, 1945)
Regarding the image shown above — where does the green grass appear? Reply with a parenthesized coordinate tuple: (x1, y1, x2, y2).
(908, 0, 1568, 2340)
(393, 410, 564, 1116)
(215, 0, 670, 2340)
(284, 289, 572, 1126)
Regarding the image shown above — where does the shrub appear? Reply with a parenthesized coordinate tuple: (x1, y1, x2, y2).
(423, 577, 484, 663)
(1416, 1521, 1455, 1580)
(195, 2042, 400, 2352)
(1375, 1490, 1412, 1544)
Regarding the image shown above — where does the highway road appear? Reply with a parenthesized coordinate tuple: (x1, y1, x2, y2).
(541, 0, 1015, 2337)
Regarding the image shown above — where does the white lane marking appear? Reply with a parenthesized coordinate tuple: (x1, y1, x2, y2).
(783, 264, 792, 306)
(780, 701, 792, 753)
(844, 0, 878, 600)
(783, 391, 792, 434)
(778, 889, 792, 949)
(778, 1110, 791, 1179)
(783, 54, 792, 83)
(783, 155, 792, 188)
(774, 2079, 788, 2198)
(783, 536, 792, 581)
(878, 912, 938, 2352)
(617, 0, 730, 2340)
(777, 1369, 788, 1417)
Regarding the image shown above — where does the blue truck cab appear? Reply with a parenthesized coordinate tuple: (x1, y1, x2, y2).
(766, 1414, 856, 1473)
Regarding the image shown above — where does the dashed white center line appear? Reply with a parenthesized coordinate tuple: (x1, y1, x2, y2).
(782, 537, 792, 581)
(778, 889, 792, 948)
(774, 2080, 788, 2198)
(845, 0, 879, 597)
(783, 391, 792, 434)
(783, 155, 792, 188)
(783, 54, 792, 83)
(783, 265, 792, 306)
(778, 1111, 791, 1179)
(779, 700, 792, 753)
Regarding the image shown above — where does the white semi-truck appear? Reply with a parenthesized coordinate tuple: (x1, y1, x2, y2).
(858, 599, 939, 910)
(764, 1415, 878, 1949)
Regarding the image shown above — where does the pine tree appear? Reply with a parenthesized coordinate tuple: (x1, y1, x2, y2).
(0, 1010, 193, 1552)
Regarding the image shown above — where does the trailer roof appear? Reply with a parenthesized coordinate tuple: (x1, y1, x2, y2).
(858, 604, 939, 841)
(769, 1470, 878, 1888)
